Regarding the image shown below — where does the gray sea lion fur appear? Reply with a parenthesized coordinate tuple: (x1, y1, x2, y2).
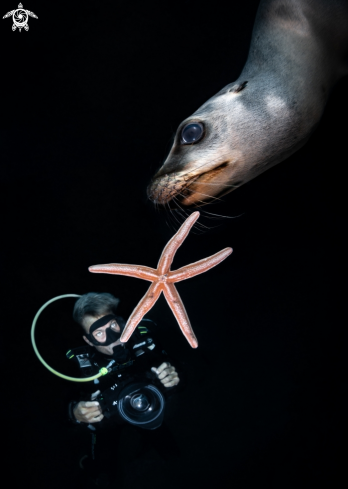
(147, 0, 348, 206)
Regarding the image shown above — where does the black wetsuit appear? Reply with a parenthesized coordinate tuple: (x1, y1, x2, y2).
(65, 319, 183, 483)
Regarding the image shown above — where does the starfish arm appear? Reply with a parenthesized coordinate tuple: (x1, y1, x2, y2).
(120, 282, 163, 342)
(163, 283, 198, 348)
(88, 264, 157, 282)
(157, 211, 200, 275)
(168, 247, 233, 283)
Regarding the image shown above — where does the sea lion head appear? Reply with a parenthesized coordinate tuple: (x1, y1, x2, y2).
(147, 78, 312, 207)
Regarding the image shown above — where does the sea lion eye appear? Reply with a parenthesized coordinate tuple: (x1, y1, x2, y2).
(180, 122, 204, 144)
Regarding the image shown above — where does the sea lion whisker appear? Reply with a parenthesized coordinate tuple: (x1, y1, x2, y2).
(173, 203, 211, 231)
(167, 201, 184, 228)
(173, 195, 218, 230)
(168, 200, 206, 234)
(164, 217, 172, 231)
(174, 185, 224, 204)
(172, 199, 222, 228)
(197, 209, 230, 220)
(172, 195, 192, 218)
(172, 197, 191, 222)
(177, 193, 218, 210)
(172, 206, 202, 231)
(165, 201, 180, 232)
(200, 209, 245, 220)
(187, 189, 225, 204)
(197, 182, 241, 188)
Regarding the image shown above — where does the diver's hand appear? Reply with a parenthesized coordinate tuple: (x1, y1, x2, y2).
(151, 362, 180, 388)
(73, 393, 104, 423)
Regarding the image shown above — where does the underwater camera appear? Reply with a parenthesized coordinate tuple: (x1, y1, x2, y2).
(97, 376, 166, 430)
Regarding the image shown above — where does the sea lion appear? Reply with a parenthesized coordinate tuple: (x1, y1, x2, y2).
(147, 0, 348, 207)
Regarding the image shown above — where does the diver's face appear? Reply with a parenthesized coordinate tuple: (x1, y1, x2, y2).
(82, 314, 123, 355)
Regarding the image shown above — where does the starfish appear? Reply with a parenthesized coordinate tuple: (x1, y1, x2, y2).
(88, 211, 232, 348)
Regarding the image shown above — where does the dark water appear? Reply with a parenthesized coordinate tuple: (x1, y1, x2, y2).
(1, 1, 346, 487)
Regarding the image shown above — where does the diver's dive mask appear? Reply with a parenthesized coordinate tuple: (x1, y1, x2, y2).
(85, 314, 123, 346)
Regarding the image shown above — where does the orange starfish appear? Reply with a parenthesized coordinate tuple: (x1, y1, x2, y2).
(89, 211, 232, 348)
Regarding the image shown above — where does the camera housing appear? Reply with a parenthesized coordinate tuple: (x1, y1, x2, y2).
(97, 376, 166, 430)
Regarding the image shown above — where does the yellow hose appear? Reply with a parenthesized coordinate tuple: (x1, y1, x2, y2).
(31, 294, 109, 382)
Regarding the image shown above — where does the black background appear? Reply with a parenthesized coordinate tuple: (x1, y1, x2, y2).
(1, 1, 347, 488)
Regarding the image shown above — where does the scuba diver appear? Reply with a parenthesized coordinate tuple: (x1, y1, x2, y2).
(66, 292, 183, 487)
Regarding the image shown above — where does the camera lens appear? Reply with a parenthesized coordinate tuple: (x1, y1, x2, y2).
(118, 382, 165, 429)
(130, 393, 150, 411)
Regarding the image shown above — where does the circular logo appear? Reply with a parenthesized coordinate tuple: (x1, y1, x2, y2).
(13, 9, 28, 27)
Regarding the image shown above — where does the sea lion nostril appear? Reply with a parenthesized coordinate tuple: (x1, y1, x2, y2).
(180, 122, 204, 144)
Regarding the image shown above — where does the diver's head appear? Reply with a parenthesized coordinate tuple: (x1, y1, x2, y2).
(73, 292, 124, 356)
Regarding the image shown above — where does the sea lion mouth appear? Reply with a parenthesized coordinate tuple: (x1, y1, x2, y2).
(147, 161, 233, 207)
